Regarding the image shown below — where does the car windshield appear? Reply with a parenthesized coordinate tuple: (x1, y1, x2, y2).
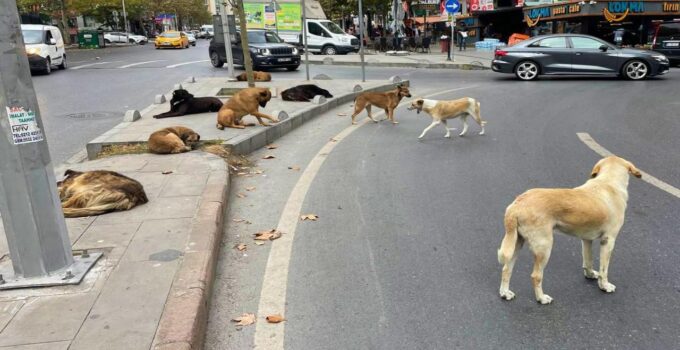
(658, 23, 680, 38)
(247, 31, 283, 43)
(161, 32, 179, 38)
(320, 21, 344, 34)
(22, 30, 44, 44)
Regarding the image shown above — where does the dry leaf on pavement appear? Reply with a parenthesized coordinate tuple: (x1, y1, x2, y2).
(233, 218, 245, 223)
(235, 243, 247, 251)
(236, 193, 247, 198)
(266, 314, 286, 323)
(300, 214, 319, 221)
(329, 138, 338, 142)
(254, 170, 264, 174)
(161, 170, 173, 175)
(254, 241, 265, 246)
(266, 144, 279, 149)
(246, 186, 256, 191)
(288, 166, 301, 171)
(337, 112, 347, 116)
(254, 229, 283, 241)
(262, 155, 276, 159)
(232, 313, 256, 326)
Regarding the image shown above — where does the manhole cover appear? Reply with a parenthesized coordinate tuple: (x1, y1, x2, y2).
(62, 111, 121, 120)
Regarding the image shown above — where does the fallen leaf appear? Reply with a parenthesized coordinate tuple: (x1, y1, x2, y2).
(266, 314, 286, 323)
(254, 170, 264, 174)
(237, 172, 248, 176)
(288, 166, 301, 171)
(254, 241, 265, 246)
(262, 155, 276, 159)
(161, 170, 173, 175)
(329, 138, 338, 142)
(254, 229, 283, 241)
(235, 243, 247, 251)
(232, 313, 256, 326)
(233, 218, 245, 223)
(337, 112, 347, 116)
(300, 214, 319, 221)
(245, 220, 252, 225)
(246, 186, 256, 191)
(236, 193, 247, 198)
(266, 144, 279, 149)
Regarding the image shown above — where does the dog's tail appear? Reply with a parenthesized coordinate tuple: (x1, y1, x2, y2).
(62, 203, 121, 218)
(476, 100, 487, 126)
(497, 213, 518, 265)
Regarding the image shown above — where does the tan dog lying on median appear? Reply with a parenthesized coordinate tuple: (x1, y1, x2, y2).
(407, 97, 486, 139)
(350, 84, 411, 125)
(236, 71, 272, 82)
(216, 87, 276, 129)
(148, 126, 200, 154)
(497, 156, 642, 304)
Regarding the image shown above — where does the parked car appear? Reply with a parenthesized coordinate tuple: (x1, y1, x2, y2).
(104, 32, 148, 45)
(652, 21, 680, 66)
(491, 34, 670, 80)
(155, 31, 190, 49)
(209, 29, 300, 71)
(21, 24, 66, 74)
(200, 25, 214, 39)
(304, 19, 359, 55)
(182, 31, 197, 46)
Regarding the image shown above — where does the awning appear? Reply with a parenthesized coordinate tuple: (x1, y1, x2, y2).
(413, 15, 449, 24)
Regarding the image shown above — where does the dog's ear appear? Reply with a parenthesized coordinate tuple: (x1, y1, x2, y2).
(627, 161, 642, 178)
(590, 163, 601, 178)
(63, 169, 80, 178)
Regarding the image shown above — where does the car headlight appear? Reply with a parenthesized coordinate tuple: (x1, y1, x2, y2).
(26, 47, 41, 55)
(652, 54, 669, 63)
(258, 48, 271, 56)
(292, 47, 299, 55)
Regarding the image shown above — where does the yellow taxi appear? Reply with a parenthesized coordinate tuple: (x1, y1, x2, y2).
(155, 31, 189, 49)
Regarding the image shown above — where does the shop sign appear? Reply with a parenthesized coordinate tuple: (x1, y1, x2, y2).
(527, 6, 550, 19)
(551, 3, 581, 16)
(663, 2, 680, 12)
(607, 1, 645, 14)
(469, 0, 495, 11)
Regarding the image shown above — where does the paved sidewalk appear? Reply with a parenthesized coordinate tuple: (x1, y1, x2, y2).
(0, 152, 227, 350)
(303, 49, 494, 69)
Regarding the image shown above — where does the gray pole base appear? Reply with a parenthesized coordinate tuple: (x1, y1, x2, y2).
(0, 252, 102, 290)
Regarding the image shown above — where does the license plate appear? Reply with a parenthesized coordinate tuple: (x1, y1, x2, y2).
(278, 58, 291, 62)
(666, 42, 679, 47)
(163, 42, 171, 46)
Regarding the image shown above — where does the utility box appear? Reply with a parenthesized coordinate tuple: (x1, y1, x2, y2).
(78, 29, 105, 48)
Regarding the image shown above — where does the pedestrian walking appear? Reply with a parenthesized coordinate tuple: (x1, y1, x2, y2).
(458, 22, 468, 51)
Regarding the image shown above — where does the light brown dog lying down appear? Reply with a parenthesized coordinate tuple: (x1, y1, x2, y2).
(351, 84, 412, 125)
(216, 87, 276, 129)
(498, 156, 642, 304)
(58, 170, 148, 218)
(148, 126, 200, 154)
(236, 71, 272, 82)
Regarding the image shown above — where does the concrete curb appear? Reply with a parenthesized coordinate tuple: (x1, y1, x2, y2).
(226, 80, 410, 154)
(151, 155, 229, 350)
(304, 60, 490, 70)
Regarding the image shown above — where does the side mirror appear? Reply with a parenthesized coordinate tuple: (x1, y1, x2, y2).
(49, 38, 57, 45)
(599, 44, 608, 52)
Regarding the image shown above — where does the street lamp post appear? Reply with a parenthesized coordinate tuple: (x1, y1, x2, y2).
(301, 0, 310, 81)
(122, 0, 129, 43)
(221, 1, 235, 79)
(358, 0, 366, 82)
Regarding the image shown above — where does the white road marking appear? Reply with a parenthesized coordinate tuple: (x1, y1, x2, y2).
(165, 60, 210, 68)
(70, 61, 120, 70)
(577, 132, 680, 198)
(117, 60, 164, 69)
(253, 85, 481, 349)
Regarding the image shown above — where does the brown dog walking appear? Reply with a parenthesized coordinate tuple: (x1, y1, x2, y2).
(351, 84, 411, 125)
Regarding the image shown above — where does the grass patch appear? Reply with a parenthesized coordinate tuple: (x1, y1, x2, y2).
(97, 143, 148, 159)
(201, 144, 253, 171)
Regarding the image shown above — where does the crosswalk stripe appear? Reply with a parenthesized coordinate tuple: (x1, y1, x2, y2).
(117, 60, 164, 69)
(165, 60, 210, 68)
(71, 61, 114, 70)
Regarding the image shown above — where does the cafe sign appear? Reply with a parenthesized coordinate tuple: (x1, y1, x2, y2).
(524, 0, 680, 23)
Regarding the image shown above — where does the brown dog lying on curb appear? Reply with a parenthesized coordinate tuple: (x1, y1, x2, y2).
(351, 84, 411, 125)
(497, 156, 642, 305)
(236, 71, 272, 82)
(216, 87, 277, 129)
(148, 126, 200, 154)
(58, 170, 148, 218)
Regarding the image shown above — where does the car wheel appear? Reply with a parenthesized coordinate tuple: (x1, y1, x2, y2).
(515, 61, 539, 81)
(286, 65, 299, 71)
(210, 51, 224, 68)
(129, 39, 136, 44)
(58, 55, 67, 70)
(44, 57, 52, 75)
(322, 45, 337, 55)
(192, 43, 196, 46)
(104, 39, 111, 44)
(623, 60, 649, 80)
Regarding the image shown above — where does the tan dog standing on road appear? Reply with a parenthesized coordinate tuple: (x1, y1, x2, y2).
(148, 126, 200, 154)
(351, 84, 412, 125)
(407, 97, 486, 139)
(236, 71, 272, 82)
(216, 87, 276, 129)
(497, 156, 642, 304)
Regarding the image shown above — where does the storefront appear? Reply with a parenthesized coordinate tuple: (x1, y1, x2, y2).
(523, 1, 680, 46)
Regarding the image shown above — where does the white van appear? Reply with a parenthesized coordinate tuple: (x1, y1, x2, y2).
(304, 19, 358, 55)
(21, 24, 66, 74)
(200, 24, 214, 39)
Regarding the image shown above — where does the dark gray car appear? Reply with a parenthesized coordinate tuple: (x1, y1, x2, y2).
(491, 34, 671, 81)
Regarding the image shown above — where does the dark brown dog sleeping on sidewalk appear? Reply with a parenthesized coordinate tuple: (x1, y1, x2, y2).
(153, 89, 223, 119)
(216, 87, 277, 129)
(58, 170, 148, 218)
(148, 126, 200, 154)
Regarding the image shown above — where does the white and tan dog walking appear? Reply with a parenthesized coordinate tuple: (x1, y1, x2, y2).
(407, 97, 487, 139)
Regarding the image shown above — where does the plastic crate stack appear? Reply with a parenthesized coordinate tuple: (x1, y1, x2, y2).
(475, 38, 507, 51)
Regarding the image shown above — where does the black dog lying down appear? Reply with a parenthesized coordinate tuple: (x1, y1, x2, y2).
(281, 84, 333, 102)
(153, 89, 223, 119)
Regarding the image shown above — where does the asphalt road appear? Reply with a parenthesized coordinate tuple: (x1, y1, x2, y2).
(205, 67, 680, 349)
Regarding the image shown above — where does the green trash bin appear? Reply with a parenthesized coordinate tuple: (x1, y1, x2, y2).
(78, 30, 105, 48)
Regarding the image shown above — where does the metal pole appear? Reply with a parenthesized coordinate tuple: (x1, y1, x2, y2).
(358, 0, 366, 82)
(221, 2, 235, 79)
(448, 15, 455, 61)
(301, 0, 310, 81)
(272, 0, 279, 35)
(0, 0, 101, 289)
(122, 0, 129, 43)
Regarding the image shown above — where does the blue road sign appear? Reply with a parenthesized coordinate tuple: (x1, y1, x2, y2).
(445, 0, 460, 13)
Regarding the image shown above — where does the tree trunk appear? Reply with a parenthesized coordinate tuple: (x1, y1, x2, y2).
(59, 0, 71, 45)
(234, 0, 254, 87)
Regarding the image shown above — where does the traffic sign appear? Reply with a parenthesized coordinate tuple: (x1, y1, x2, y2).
(445, 0, 460, 13)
